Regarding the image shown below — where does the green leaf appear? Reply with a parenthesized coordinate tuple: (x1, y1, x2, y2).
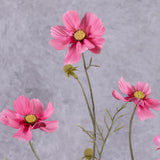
(91, 64, 100, 67)
(77, 125, 94, 140)
(114, 125, 125, 132)
(114, 123, 121, 130)
(105, 108, 112, 120)
(89, 57, 93, 65)
(96, 122, 104, 141)
(114, 113, 128, 123)
(104, 112, 109, 130)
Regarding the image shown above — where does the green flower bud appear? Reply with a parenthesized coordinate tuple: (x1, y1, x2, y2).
(84, 148, 93, 160)
(63, 64, 78, 79)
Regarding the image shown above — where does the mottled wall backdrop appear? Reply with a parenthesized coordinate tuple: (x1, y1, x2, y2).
(0, 0, 160, 159)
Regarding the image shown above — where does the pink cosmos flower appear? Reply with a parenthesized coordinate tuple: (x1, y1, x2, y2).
(112, 77, 160, 121)
(50, 10, 105, 64)
(0, 96, 59, 141)
(154, 136, 160, 150)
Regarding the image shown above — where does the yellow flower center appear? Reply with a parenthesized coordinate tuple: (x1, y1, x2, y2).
(74, 30, 86, 41)
(134, 91, 145, 99)
(25, 114, 37, 124)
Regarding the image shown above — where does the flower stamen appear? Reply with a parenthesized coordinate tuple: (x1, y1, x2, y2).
(74, 30, 86, 41)
(25, 114, 37, 124)
(134, 91, 145, 99)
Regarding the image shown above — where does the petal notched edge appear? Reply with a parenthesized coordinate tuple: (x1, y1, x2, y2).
(119, 77, 134, 95)
(0, 109, 23, 129)
(112, 90, 128, 102)
(13, 96, 31, 116)
(64, 43, 82, 64)
(50, 39, 69, 50)
(63, 10, 80, 31)
(136, 105, 155, 121)
(13, 126, 32, 141)
(30, 99, 44, 115)
(39, 120, 59, 133)
(40, 102, 55, 120)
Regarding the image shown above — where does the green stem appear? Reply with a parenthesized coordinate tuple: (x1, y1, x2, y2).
(82, 53, 96, 160)
(98, 104, 127, 160)
(129, 105, 137, 160)
(29, 141, 40, 160)
(76, 78, 94, 125)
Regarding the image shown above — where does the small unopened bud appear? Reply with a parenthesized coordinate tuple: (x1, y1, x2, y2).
(84, 148, 93, 160)
(63, 64, 78, 79)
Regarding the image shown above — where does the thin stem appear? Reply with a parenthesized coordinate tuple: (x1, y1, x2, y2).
(76, 78, 94, 125)
(82, 53, 96, 160)
(129, 105, 137, 160)
(29, 141, 40, 160)
(99, 103, 127, 160)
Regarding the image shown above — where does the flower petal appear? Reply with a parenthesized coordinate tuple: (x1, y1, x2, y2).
(112, 90, 128, 102)
(89, 37, 105, 54)
(39, 102, 55, 120)
(0, 109, 24, 129)
(64, 43, 81, 64)
(119, 77, 134, 95)
(154, 136, 160, 147)
(50, 39, 70, 50)
(50, 26, 70, 39)
(83, 39, 95, 49)
(135, 82, 151, 96)
(80, 12, 105, 36)
(76, 41, 86, 54)
(13, 96, 31, 116)
(13, 125, 32, 141)
(63, 10, 80, 31)
(39, 120, 59, 133)
(145, 98, 160, 110)
(132, 97, 144, 106)
(136, 105, 155, 121)
(76, 40, 94, 55)
(30, 99, 44, 115)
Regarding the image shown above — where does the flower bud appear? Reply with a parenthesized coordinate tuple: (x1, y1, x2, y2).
(63, 64, 78, 79)
(84, 148, 93, 160)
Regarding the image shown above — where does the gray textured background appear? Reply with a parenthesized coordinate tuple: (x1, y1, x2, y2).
(0, 0, 160, 159)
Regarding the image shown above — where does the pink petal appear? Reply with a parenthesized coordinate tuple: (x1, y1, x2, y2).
(80, 12, 105, 37)
(50, 39, 70, 50)
(76, 40, 95, 55)
(39, 120, 59, 133)
(0, 109, 24, 129)
(135, 82, 151, 96)
(13, 96, 31, 116)
(63, 10, 80, 31)
(13, 125, 32, 141)
(39, 102, 55, 120)
(136, 105, 155, 121)
(89, 18, 105, 37)
(76, 41, 88, 54)
(132, 98, 144, 106)
(32, 121, 46, 129)
(83, 39, 95, 49)
(154, 136, 160, 147)
(64, 43, 81, 64)
(112, 90, 128, 102)
(89, 37, 105, 54)
(145, 98, 160, 110)
(50, 26, 71, 39)
(80, 12, 98, 34)
(118, 77, 134, 95)
(30, 99, 44, 115)
(76, 41, 87, 54)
